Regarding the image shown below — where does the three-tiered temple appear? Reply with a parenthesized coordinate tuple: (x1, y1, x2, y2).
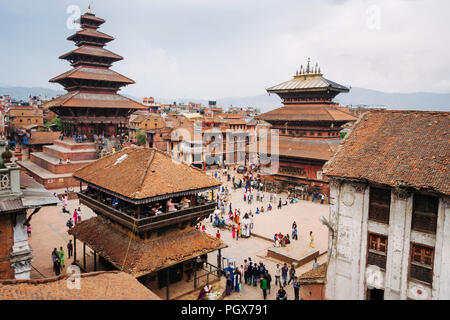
(43, 7, 145, 137)
(255, 59, 356, 196)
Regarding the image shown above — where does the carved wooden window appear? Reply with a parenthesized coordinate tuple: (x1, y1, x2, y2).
(410, 243, 434, 284)
(368, 187, 391, 224)
(412, 194, 438, 233)
(367, 233, 388, 269)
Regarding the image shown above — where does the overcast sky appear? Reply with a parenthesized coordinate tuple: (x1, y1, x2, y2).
(1, 0, 449, 100)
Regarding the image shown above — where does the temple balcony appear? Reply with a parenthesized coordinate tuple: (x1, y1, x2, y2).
(77, 191, 217, 233)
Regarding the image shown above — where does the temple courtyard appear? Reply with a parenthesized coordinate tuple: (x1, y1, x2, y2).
(27, 170, 330, 300)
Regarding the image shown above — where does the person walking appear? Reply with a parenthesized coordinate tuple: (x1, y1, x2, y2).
(27, 225, 31, 237)
(236, 224, 240, 241)
(260, 276, 268, 300)
(232, 225, 236, 239)
(243, 260, 249, 285)
(265, 270, 272, 295)
(58, 246, 65, 268)
(252, 263, 259, 287)
(225, 273, 233, 296)
(66, 218, 73, 229)
(51, 248, 60, 276)
(235, 267, 241, 293)
(292, 221, 298, 240)
(275, 264, 281, 286)
(278, 198, 282, 210)
(216, 230, 221, 239)
(309, 231, 315, 248)
(281, 263, 288, 286)
(288, 264, 296, 285)
(293, 277, 300, 300)
(73, 209, 78, 224)
(67, 240, 73, 258)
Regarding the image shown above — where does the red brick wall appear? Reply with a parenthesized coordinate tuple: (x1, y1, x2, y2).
(300, 283, 326, 300)
(0, 215, 15, 280)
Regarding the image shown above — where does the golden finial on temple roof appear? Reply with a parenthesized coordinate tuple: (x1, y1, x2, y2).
(88, 4, 92, 14)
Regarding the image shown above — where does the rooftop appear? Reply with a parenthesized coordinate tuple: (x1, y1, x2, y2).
(0, 271, 160, 300)
(41, 91, 146, 110)
(324, 110, 450, 195)
(73, 147, 220, 202)
(267, 58, 349, 94)
(68, 217, 226, 277)
(298, 263, 328, 285)
(256, 105, 356, 122)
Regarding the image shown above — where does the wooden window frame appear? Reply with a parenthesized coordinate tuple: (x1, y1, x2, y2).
(411, 193, 439, 234)
(409, 242, 434, 285)
(368, 187, 391, 224)
(367, 232, 388, 270)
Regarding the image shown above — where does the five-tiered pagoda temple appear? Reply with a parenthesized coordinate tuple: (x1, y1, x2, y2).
(255, 58, 357, 197)
(42, 6, 145, 137)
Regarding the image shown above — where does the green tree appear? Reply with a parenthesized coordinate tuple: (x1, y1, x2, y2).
(136, 130, 147, 146)
(45, 117, 62, 131)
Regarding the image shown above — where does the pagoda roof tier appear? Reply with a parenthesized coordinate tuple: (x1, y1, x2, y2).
(41, 91, 146, 110)
(59, 45, 123, 62)
(49, 66, 135, 85)
(76, 12, 106, 29)
(67, 28, 114, 46)
(267, 74, 349, 94)
(69, 217, 227, 277)
(73, 147, 221, 202)
(256, 106, 356, 123)
(248, 136, 342, 161)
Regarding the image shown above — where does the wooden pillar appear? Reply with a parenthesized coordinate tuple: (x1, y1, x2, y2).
(94, 251, 97, 271)
(166, 269, 170, 300)
(79, 181, 82, 193)
(217, 249, 222, 271)
(137, 205, 141, 219)
(83, 243, 86, 270)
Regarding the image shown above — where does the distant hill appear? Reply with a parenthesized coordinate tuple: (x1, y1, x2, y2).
(0, 86, 65, 101)
(1, 85, 449, 112)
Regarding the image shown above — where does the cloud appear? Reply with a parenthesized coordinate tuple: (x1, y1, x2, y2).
(0, 0, 449, 99)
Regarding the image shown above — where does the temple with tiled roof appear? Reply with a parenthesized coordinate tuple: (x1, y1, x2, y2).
(41, 6, 146, 137)
(254, 58, 356, 196)
(69, 147, 226, 299)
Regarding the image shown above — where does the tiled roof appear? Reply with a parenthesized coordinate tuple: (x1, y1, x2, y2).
(60, 45, 123, 60)
(0, 271, 160, 300)
(267, 75, 349, 93)
(50, 66, 135, 84)
(256, 106, 356, 122)
(249, 136, 341, 161)
(298, 263, 328, 284)
(73, 147, 220, 200)
(41, 91, 146, 110)
(324, 110, 450, 195)
(68, 217, 227, 277)
(67, 28, 114, 41)
(28, 131, 61, 145)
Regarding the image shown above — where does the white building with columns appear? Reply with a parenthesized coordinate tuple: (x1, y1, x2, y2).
(322, 110, 450, 300)
(0, 139, 57, 280)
